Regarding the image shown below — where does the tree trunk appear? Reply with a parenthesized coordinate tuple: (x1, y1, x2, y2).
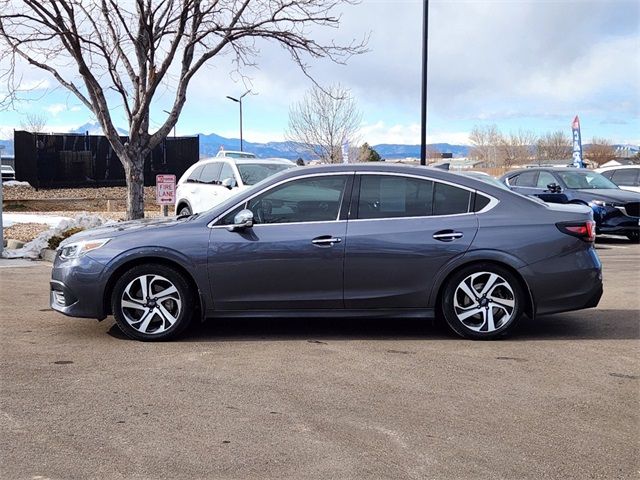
(122, 154, 145, 220)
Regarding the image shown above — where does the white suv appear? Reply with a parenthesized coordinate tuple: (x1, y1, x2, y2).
(175, 157, 295, 215)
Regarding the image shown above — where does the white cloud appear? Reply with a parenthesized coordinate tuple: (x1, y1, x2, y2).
(45, 103, 67, 116)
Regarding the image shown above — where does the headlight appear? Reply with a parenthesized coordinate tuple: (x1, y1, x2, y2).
(58, 238, 111, 259)
(590, 200, 610, 207)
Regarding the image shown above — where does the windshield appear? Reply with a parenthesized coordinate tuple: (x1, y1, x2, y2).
(225, 152, 256, 159)
(237, 163, 293, 185)
(557, 171, 618, 190)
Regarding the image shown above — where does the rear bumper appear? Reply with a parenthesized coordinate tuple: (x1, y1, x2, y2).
(520, 246, 603, 316)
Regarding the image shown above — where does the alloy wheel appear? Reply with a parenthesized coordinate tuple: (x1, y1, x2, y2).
(120, 274, 182, 335)
(453, 271, 516, 333)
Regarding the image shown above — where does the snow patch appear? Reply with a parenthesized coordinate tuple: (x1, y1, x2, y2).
(3, 213, 72, 228)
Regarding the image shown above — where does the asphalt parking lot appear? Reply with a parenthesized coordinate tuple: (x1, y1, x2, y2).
(1, 238, 638, 480)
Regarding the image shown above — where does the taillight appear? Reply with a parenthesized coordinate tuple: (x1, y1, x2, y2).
(556, 220, 596, 242)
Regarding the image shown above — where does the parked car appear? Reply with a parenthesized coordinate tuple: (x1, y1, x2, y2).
(175, 157, 295, 215)
(501, 167, 640, 242)
(1, 165, 16, 181)
(595, 165, 640, 193)
(455, 170, 511, 190)
(215, 150, 257, 159)
(51, 163, 602, 341)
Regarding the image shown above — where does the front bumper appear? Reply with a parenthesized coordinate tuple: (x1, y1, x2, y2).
(592, 205, 639, 236)
(50, 252, 109, 320)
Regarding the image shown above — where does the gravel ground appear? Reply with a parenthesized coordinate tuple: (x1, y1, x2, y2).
(3, 186, 167, 242)
(2, 210, 164, 243)
(3, 185, 157, 201)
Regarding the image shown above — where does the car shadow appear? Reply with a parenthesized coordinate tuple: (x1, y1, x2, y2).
(103, 309, 640, 342)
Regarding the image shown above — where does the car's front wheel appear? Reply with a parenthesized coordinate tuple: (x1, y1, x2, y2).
(626, 231, 639, 243)
(178, 205, 192, 216)
(441, 263, 524, 340)
(111, 264, 195, 341)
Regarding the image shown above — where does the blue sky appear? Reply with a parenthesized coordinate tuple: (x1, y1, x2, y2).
(1, 0, 639, 146)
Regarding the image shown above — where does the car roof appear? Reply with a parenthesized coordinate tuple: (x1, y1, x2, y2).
(504, 167, 599, 176)
(596, 164, 639, 171)
(197, 157, 292, 165)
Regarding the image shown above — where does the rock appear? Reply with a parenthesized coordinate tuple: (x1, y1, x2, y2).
(41, 249, 57, 263)
(6, 239, 25, 249)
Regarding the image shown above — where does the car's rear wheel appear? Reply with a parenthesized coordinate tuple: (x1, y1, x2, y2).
(178, 205, 191, 216)
(441, 263, 524, 340)
(111, 264, 194, 341)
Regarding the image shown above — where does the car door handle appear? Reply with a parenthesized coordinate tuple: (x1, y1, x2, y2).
(433, 230, 463, 242)
(312, 236, 342, 246)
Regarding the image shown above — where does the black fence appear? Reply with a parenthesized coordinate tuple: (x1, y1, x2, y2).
(14, 130, 199, 188)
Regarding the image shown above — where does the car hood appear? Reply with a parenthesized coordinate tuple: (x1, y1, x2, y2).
(576, 189, 640, 203)
(60, 216, 189, 246)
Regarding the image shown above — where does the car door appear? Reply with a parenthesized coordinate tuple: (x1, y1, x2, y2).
(344, 173, 479, 309)
(208, 173, 353, 311)
(196, 162, 223, 212)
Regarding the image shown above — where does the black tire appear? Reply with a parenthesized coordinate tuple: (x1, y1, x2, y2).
(111, 263, 195, 341)
(178, 205, 192, 216)
(441, 263, 525, 340)
(626, 231, 639, 243)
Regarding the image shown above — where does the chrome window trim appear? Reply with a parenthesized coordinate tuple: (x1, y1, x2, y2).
(207, 171, 354, 228)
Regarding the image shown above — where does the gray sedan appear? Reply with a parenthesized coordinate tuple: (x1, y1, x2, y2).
(50, 163, 603, 341)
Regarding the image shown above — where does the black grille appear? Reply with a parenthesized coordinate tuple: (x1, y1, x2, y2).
(625, 202, 639, 217)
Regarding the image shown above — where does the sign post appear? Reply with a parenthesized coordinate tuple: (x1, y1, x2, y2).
(156, 174, 176, 217)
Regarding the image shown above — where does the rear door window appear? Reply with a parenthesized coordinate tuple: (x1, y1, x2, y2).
(357, 175, 434, 219)
(512, 171, 538, 187)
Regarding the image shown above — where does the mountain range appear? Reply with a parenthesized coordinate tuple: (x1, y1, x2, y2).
(1, 122, 638, 160)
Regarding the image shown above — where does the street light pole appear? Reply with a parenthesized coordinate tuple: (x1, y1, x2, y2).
(226, 90, 250, 151)
(420, 0, 429, 166)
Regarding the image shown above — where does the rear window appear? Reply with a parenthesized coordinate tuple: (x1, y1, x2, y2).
(510, 171, 537, 187)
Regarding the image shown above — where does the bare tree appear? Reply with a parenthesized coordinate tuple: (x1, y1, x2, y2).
(536, 130, 571, 164)
(20, 112, 48, 133)
(584, 137, 617, 166)
(286, 83, 362, 163)
(424, 145, 441, 163)
(0, 1, 366, 219)
(468, 124, 501, 166)
(498, 129, 537, 167)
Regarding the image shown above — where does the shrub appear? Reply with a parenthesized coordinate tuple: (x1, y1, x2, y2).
(47, 227, 85, 250)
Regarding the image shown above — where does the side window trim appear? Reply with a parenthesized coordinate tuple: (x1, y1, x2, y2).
(208, 172, 355, 228)
(351, 172, 486, 220)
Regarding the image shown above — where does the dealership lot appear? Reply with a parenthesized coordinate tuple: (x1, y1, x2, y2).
(1, 239, 638, 479)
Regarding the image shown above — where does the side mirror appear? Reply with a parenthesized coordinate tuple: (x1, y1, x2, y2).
(221, 177, 236, 189)
(547, 183, 562, 193)
(227, 209, 254, 231)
